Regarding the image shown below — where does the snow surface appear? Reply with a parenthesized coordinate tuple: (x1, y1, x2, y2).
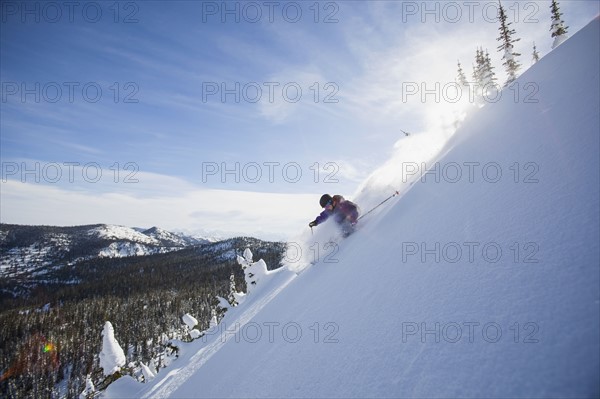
(104, 17, 599, 398)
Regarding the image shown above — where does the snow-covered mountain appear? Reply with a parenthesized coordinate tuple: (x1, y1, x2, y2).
(142, 226, 211, 247)
(105, 17, 599, 398)
(0, 224, 208, 277)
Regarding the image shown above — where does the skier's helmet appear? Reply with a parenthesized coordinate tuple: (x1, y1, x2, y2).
(319, 194, 333, 208)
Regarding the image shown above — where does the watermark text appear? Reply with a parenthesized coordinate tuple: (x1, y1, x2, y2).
(201, 161, 340, 184)
(1, 82, 139, 104)
(1, 1, 140, 23)
(202, 321, 340, 344)
(402, 321, 540, 343)
(402, 161, 540, 184)
(1, 162, 140, 184)
(201, 81, 339, 104)
(201, 1, 339, 23)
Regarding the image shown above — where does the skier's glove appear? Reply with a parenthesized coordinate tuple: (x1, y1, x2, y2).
(309, 221, 317, 228)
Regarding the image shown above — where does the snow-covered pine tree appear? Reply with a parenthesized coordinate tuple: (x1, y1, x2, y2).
(532, 42, 541, 64)
(228, 272, 238, 307)
(236, 248, 252, 270)
(550, 0, 569, 49)
(236, 247, 268, 291)
(182, 313, 201, 340)
(140, 362, 156, 382)
(182, 313, 198, 330)
(99, 321, 126, 377)
(243, 248, 253, 264)
(496, 1, 521, 86)
(79, 375, 95, 399)
(209, 308, 218, 329)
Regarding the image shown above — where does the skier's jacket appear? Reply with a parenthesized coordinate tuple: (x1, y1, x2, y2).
(314, 195, 359, 226)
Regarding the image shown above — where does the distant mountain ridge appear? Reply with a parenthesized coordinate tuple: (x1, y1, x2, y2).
(0, 223, 210, 278)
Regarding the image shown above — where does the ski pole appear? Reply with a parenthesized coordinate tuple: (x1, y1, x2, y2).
(357, 191, 400, 221)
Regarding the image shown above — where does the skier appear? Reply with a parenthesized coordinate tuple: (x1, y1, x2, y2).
(309, 194, 360, 237)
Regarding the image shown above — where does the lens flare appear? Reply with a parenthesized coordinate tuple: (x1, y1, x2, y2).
(43, 342, 55, 353)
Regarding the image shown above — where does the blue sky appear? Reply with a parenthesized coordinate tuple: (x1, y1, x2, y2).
(1, 0, 598, 239)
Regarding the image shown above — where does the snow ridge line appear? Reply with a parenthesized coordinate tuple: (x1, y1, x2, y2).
(142, 270, 296, 399)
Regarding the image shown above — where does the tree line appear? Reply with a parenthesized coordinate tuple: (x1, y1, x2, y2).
(0, 237, 286, 398)
(457, 0, 569, 90)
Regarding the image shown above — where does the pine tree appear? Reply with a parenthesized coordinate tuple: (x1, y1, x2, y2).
(472, 48, 485, 88)
(532, 42, 540, 64)
(496, 1, 521, 86)
(478, 49, 498, 100)
(550, 0, 569, 49)
(482, 50, 497, 88)
(471, 47, 488, 101)
(227, 272, 238, 306)
(457, 60, 469, 87)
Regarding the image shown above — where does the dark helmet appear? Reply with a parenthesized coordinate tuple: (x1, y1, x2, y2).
(319, 194, 333, 208)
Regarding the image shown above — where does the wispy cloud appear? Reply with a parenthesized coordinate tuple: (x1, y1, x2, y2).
(1, 0, 597, 238)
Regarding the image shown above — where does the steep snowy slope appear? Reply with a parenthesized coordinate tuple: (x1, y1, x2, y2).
(106, 17, 599, 399)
